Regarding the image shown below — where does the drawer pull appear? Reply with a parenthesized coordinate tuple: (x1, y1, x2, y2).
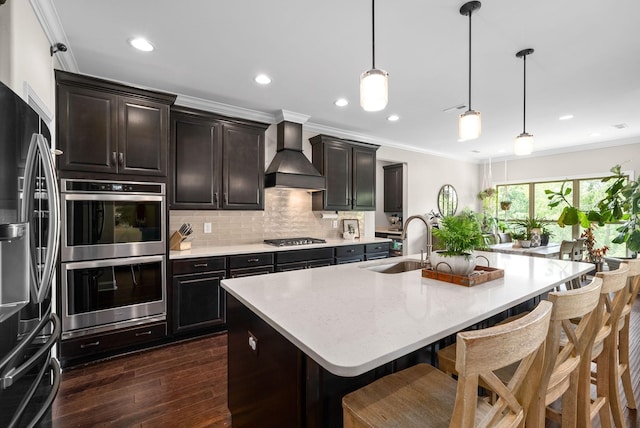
(135, 330, 152, 337)
(247, 258, 260, 263)
(80, 341, 100, 349)
(347, 249, 354, 253)
(373, 246, 381, 250)
(193, 263, 208, 268)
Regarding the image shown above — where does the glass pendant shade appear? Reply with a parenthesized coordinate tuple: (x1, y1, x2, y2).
(458, 110, 481, 141)
(514, 132, 534, 156)
(360, 68, 389, 112)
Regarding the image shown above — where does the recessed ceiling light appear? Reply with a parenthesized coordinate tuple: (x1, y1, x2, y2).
(334, 98, 348, 107)
(559, 114, 574, 121)
(254, 74, 272, 85)
(590, 132, 601, 137)
(128, 37, 154, 52)
(387, 114, 399, 121)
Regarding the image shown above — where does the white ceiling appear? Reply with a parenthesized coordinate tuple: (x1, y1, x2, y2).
(44, 0, 640, 161)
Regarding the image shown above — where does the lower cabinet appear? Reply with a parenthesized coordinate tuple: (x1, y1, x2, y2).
(335, 245, 365, 264)
(365, 242, 390, 260)
(172, 257, 227, 336)
(275, 248, 334, 272)
(228, 253, 275, 278)
(60, 322, 166, 367)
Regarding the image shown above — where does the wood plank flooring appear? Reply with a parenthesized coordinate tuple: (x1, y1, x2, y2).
(50, 300, 640, 427)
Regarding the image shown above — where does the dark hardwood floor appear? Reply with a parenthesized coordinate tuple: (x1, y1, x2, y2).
(51, 300, 640, 427)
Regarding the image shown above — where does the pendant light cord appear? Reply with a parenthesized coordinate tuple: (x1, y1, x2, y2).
(371, 0, 376, 69)
(468, 11, 472, 111)
(522, 54, 527, 133)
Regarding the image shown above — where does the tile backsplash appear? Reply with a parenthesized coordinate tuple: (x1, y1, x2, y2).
(170, 188, 364, 247)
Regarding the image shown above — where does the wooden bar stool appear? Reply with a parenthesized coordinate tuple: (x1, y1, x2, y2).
(577, 265, 629, 428)
(342, 301, 552, 428)
(437, 277, 604, 427)
(610, 258, 640, 417)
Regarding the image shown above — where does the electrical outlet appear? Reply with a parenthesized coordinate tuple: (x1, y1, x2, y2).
(204, 222, 212, 233)
(332, 220, 338, 228)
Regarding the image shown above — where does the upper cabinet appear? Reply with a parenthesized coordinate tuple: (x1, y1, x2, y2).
(309, 135, 379, 211)
(383, 163, 403, 213)
(170, 107, 268, 210)
(56, 71, 176, 178)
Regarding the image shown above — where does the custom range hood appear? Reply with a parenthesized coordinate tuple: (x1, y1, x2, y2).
(264, 112, 325, 191)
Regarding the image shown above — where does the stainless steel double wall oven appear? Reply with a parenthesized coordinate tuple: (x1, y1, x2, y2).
(60, 179, 166, 338)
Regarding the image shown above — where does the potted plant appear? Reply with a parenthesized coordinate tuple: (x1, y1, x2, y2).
(580, 227, 608, 272)
(431, 210, 484, 275)
(540, 225, 553, 246)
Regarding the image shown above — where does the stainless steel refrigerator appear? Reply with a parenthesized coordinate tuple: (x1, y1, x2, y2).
(0, 80, 61, 427)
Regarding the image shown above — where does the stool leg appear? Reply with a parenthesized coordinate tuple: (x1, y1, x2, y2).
(605, 332, 626, 428)
(619, 316, 637, 409)
(595, 350, 613, 428)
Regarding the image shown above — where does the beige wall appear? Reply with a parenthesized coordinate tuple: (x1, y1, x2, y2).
(0, 1, 55, 111)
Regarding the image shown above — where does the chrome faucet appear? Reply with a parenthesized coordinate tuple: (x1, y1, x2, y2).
(401, 215, 432, 268)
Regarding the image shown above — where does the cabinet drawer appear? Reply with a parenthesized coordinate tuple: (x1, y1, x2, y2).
(276, 247, 334, 264)
(365, 252, 389, 261)
(173, 257, 226, 275)
(365, 243, 390, 254)
(228, 253, 274, 269)
(229, 265, 275, 278)
(61, 322, 166, 361)
(335, 245, 364, 257)
(335, 256, 364, 265)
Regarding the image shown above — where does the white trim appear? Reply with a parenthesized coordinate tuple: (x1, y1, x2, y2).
(275, 110, 309, 124)
(174, 94, 274, 124)
(494, 169, 635, 187)
(23, 81, 53, 123)
(29, 0, 79, 72)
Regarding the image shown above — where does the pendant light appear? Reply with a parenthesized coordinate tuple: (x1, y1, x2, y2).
(458, 1, 482, 141)
(514, 48, 534, 156)
(360, 0, 388, 112)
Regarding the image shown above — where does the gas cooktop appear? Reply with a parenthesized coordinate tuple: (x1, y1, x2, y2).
(264, 237, 327, 247)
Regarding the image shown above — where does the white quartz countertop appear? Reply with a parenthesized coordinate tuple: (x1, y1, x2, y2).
(221, 252, 593, 377)
(169, 237, 391, 259)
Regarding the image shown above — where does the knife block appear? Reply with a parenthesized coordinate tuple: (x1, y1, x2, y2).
(169, 231, 191, 251)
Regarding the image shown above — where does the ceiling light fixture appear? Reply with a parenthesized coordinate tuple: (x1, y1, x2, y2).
(559, 114, 574, 121)
(458, 1, 482, 141)
(360, 0, 388, 112)
(387, 114, 399, 121)
(254, 74, 272, 85)
(334, 98, 349, 107)
(514, 48, 535, 156)
(128, 37, 154, 52)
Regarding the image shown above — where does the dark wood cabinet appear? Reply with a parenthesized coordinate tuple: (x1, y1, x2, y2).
(310, 135, 379, 211)
(56, 70, 175, 177)
(172, 257, 227, 336)
(335, 244, 365, 264)
(383, 163, 403, 213)
(275, 247, 334, 272)
(170, 107, 268, 210)
(228, 252, 274, 278)
(365, 242, 391, 260)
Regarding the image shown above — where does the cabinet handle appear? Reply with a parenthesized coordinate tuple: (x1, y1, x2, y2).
(247, 258, 260, 263)
(193, 263, 208, 268)
(80, 341, 100, 349)
(257, 188, 260, 203)
(118, 152, 124, 166)
(373, 246, 381, 250)
(111, 152, 117, 166)
(347, 249, 354, 253)
(224, 193, 228, 205)
(135, 330, 152, 337)
(213, 192, 218, 207)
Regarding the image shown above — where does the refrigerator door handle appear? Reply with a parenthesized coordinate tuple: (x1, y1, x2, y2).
(0, 312, 60, 389)
(20, 134, 61, 303)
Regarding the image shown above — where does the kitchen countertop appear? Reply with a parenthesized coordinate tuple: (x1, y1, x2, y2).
(221, 252, 592, 377)
(169, 237, 392, 259)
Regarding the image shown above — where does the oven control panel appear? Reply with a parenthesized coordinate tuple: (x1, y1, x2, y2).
(62, 179, 164, 195)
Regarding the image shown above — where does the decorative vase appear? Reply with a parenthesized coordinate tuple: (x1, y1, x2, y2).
(530, 228, 541, 247)
(430, 251, 476, 276)
(520, 240, 532, 248)
(500, 201, 512, 211)
(540, 233, 550, 246)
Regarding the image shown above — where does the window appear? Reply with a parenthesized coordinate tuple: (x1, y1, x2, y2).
(493, 174, 628, 256)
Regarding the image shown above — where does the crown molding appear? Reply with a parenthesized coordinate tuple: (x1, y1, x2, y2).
(174, 94, 275, 124)
(29, 0, 79, 72)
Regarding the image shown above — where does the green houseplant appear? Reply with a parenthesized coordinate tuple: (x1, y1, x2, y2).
(431, 210, 484, 275)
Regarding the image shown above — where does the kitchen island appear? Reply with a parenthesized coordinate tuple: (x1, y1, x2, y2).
(222, 252, 592, 427)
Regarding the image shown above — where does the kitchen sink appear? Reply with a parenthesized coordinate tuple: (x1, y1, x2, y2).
(365, 259, 425, 274)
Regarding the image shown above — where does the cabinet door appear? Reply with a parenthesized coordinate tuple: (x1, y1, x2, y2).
(383, 164, 403, 212)
(352, 146, 376, 211)
(172, 271, 225, 335)
(170, 113, 220, 208)
(221, 123, 265, 210)
(57, 84, 118, 173)
(118, 96, 169, 176)
(322, 141, 352, 211)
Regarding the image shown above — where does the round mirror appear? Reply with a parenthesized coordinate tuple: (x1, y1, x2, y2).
(437, 184, 458, 217)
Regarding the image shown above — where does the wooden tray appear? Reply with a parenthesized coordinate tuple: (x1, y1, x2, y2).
(421, 265, 504, 287)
